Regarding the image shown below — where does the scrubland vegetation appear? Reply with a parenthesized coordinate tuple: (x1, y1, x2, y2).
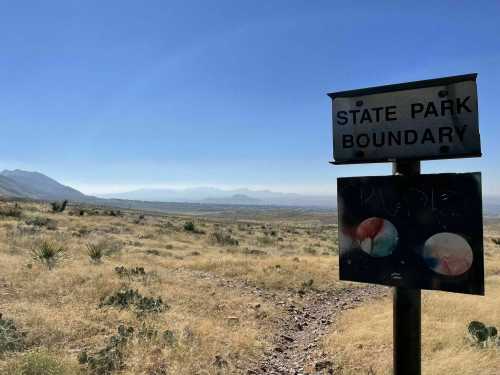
(0, 199, 498, 374)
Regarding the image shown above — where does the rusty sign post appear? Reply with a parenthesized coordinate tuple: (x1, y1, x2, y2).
(328, 74, 483, 375)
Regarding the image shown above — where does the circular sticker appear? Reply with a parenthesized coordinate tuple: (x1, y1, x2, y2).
(423, 232, 473, 276)
(356, 217, 398, 257)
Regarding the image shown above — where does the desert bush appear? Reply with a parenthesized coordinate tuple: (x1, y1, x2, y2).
(115, 266, 159, 285)
(92, 238, 124, 256)
(25, 216, 57, 230)
(99, 288, 166, 315)
(31, 240, 65, 270)
(103, 209, 122, 217)
(68, 208, 85, 216)
(242, 248, 267, 256)
(4, 350, 74, 375)
(183, 221, 196, 232)
(86, 242, 105, 263)
(0, 314, 25, 354)
(114, 266, 146, 278)
(468, 321, 498, 347)
(50, 200, 68, 213)
(79, 324, 176, 375)
(0, 205, 22, 218)
(256, 235, 274, 247)
(79, 325, 134, 375)
(304, 245, 318, 255)
(210, 231, 239, 246)
(492, 238, 500, 246)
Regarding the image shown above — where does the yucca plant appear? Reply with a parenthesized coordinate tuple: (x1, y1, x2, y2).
(31, 240, 65, 270)
(86, 242, 105, 263)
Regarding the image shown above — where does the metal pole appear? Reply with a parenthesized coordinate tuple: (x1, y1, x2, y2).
(393, 160, 421, 375)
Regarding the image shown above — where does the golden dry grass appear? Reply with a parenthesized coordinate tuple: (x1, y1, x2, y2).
(0, 201, 340, 374)
(322, 232, 500, 375)
(1, 200, 499, 374)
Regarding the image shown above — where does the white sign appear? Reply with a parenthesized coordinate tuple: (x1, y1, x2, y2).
(329, 74, 480, 164)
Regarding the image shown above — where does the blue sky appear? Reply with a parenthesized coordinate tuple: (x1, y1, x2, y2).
(1, 1, 499, 195)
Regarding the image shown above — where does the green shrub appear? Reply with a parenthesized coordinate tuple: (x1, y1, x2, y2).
(31, 240, 65, 270)
(79, 324, 176, 375)
(79, 325, 133, 375)
(25, 216, 57, 230)
(89, 238, 123, 256)
(86, 242, 105, 263)
(50, 200, 68, 213)
(103, 209, 122, 217)
(99, 288, 166, 315)
(209, 231, 239, 246)
(114, 266, 145, 278)
(0, 313, 25, 354)
(468, 320, 498, 346)
(183, 221, 195, 232)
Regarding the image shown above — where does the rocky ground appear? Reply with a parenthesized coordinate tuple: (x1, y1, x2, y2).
(250, 286, 386, 375)
(174, 268, 387, 374)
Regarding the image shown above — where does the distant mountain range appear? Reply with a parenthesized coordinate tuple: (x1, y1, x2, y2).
(101, 187, 336, 207)
(1, 169, 499, 216)
(0, 169, 336, 209)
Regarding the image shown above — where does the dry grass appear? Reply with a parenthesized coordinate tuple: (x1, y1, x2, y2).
(322, 233, 500, 375)
(1, 200, 499, 374)
(0, 201, 339, 374)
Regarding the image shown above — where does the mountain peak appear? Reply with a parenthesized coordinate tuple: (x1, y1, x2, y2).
(0, 169, 86, 201)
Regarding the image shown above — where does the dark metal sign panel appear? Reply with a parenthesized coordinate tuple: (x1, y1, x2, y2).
(338, 172, 483, 295)
(328, 74, 481, 164)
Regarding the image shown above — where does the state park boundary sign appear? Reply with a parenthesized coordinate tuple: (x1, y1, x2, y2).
(329, 73, 484, 374)
(328, 74, 481, 164)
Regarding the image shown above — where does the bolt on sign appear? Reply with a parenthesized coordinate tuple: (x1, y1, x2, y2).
(337, 173, 484, 295)
(328, 74, 480, 164)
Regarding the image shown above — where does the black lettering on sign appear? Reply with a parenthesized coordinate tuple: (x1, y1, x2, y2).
(421, 128, 436, 144)
(372, 107, 384, 122)
(342, 134, 353, 148)
(455, 125, 467, 142)
(386, 106, 397, 121)
(357, 134, 370, 147)
(405, 130, 418, 144)
(424, 102, 439, 118)
(360, 109, 372, 124)
(373, 132, 385, 147)
(349, 109, 360, 124)
(438, 127, 453, 143)
(336, 111, 348, 125)
(440, 99, 454, 116)
(388, 131, 402, 146)
(457, 96, 472, 113)
(411, 103, 424, 118)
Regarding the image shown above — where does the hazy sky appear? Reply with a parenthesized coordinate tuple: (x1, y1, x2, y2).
(1, 1, 499, 195)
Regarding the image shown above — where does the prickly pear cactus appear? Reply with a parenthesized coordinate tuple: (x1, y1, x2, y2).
(468, 321, 498, 346)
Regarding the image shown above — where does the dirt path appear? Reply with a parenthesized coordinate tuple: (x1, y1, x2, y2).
(249, 285, 385, 374)
(172, 268, 386, 374)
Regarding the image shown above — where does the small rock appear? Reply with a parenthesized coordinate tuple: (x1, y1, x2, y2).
(315, 360, 333, 371)
(226, 316, 239, 324)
